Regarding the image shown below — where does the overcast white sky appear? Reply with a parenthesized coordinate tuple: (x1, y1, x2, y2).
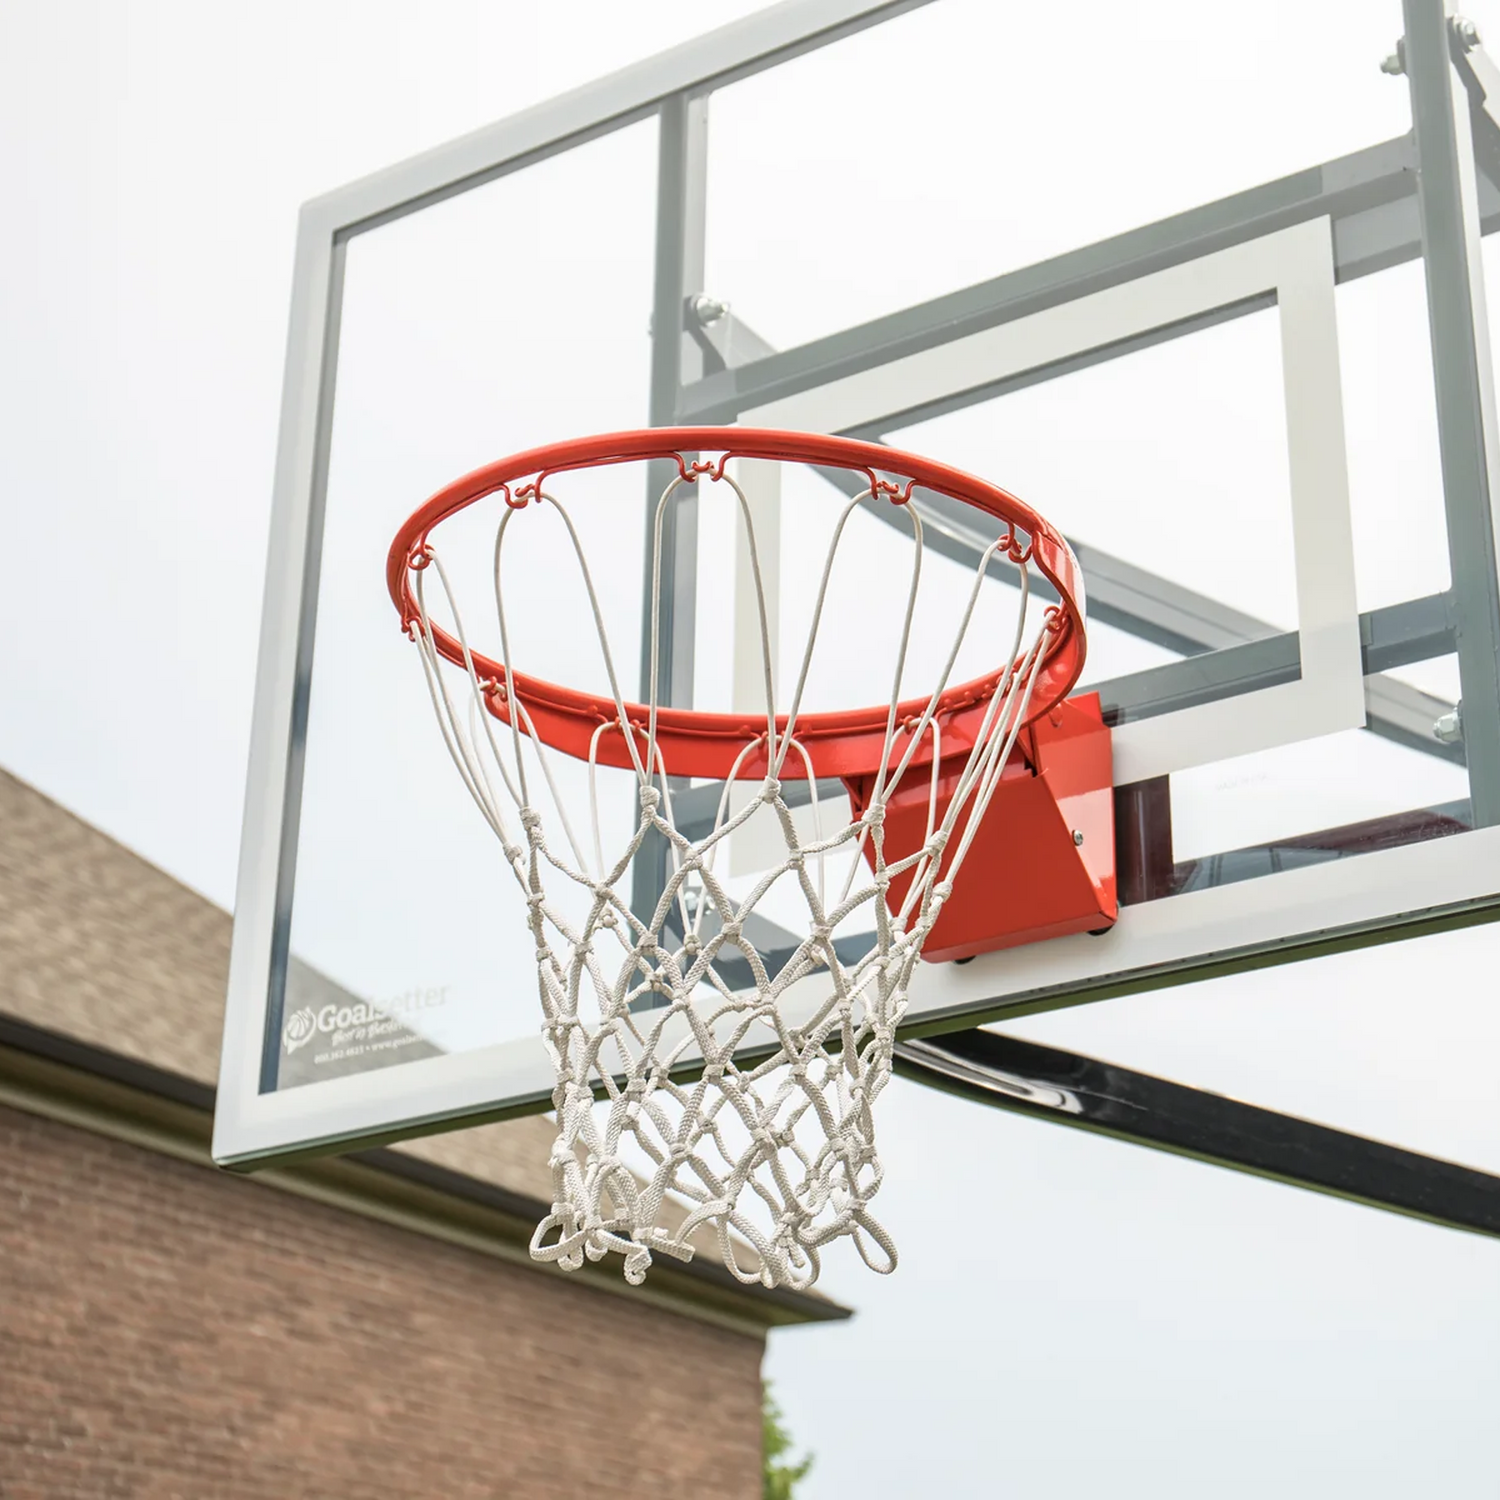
(5, 2, 1500, 1495)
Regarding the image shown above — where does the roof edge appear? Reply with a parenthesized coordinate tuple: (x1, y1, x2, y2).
(0, 1015, 853, 1333)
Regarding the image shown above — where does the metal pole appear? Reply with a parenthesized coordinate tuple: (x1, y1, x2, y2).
(632, 93, 710, 924)
(1403, 0, 1500, 823)
(896, 1030, 1500, 1240)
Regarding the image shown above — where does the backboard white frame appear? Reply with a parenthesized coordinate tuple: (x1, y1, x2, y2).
(741, 216, 1368, 784)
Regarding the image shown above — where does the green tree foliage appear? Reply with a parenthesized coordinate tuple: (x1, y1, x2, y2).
(763, 1382, 814, 1500)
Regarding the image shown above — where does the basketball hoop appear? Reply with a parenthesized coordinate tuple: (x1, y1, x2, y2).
(387, 427, 1097, 1290)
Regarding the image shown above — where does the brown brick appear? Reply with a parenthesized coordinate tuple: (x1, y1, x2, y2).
(0, 1105, 764, 1499)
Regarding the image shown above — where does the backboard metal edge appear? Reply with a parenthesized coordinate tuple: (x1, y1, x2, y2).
(215, 877, 1500, 1172)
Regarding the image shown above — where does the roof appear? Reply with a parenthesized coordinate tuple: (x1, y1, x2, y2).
(0, 766, 850, 1330)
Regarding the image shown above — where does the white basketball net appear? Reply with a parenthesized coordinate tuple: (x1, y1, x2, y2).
(403, 456, 1056, 1290)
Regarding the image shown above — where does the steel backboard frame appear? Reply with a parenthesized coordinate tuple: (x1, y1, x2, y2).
(214, 0, 1500, 1169)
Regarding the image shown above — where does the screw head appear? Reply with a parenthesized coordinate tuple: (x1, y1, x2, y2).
(691, 293, 728, 326)
(1454, 15, 1482, 50)
(1072, 829, 1085, 846)
(1434, 707, 1463, 745)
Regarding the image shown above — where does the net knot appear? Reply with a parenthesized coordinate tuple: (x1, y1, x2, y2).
(638, 785, 662, 814)
(761, 778, 781, 804)
(720, 920, 743, 943)
(926, 830, 949, 856)
(865, 804, 886, 830)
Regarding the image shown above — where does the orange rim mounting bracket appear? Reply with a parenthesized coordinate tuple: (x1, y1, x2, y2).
(844, 692, 1118, 962)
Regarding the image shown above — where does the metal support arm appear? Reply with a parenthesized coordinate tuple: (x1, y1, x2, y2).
(1397, 0, 1500, 820)
(896, 1029, 1500, 1241)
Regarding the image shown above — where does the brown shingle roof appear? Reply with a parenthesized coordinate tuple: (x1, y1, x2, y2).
(0, 765, 566, 1194)
(0, 766, 850, 1306)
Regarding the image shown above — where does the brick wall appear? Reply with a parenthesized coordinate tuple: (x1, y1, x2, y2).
(0, 1104, 764, 1500)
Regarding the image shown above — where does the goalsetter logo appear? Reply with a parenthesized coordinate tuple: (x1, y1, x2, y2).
(281, 987, 448, 1055)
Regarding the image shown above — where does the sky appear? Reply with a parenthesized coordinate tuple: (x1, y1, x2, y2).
(4, 2, 1500, 1495)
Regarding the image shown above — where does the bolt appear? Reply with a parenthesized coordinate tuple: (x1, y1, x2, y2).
(1454, 15, 1482, 50)
(1380, 43, 1405, 76)
(691, 293, 729, 326)
(1434, 705, 1463, 745)
(1072, 829, 1085, 846)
